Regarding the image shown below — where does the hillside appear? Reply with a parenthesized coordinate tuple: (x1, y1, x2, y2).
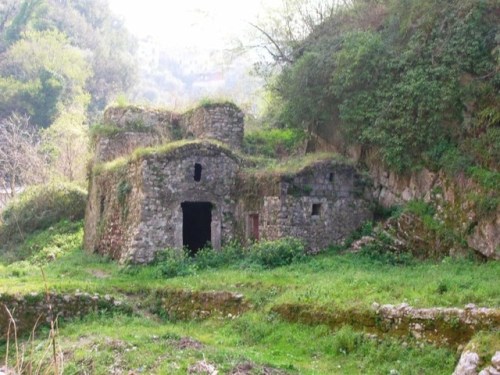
(263, 0, 499, 260)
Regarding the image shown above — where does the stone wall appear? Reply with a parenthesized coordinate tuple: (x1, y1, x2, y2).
(0, 292, 129, 338)
(96, 106, 181, 163)
(236, 160, 372, 252)
(94, 103, 244, 164)
(274, 302, 500, 347)
(84, 157, 143, 262)
(180, 103, 244, 150)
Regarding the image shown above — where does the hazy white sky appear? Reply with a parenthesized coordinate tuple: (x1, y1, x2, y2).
(108, 0, 278, 48)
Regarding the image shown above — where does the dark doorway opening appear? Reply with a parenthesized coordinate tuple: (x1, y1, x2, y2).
(182, 201, 212, 255)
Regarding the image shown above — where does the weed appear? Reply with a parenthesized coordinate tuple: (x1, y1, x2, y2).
(332, 325, 363, 355)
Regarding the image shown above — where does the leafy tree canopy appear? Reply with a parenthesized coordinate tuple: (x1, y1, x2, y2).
(263, 0, 499, 174)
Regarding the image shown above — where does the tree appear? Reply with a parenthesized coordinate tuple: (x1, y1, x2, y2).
(42, 110, 90, 182)
(0, 0, 41, 51)
(0, 29, 91, 127)
(251, 0, 344, 73)
(0, 113, 47, 198)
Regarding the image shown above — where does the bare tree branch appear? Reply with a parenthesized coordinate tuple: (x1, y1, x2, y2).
(249, 22, 293, 64)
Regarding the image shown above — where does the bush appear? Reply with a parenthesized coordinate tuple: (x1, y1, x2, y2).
(243, 128, 305, 158)
(0, 183, 87, 244)
(360, 232, 415, 266)
(194, 241, 244, 270)
(153, 247, 193, 278)
(153, 239, 307, 278)
(247, 238, 306, 268)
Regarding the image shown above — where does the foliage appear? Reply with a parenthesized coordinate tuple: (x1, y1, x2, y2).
(265, 0, 499, 174)
(331, 325, 364, 355)
(153, 248, 193, 279)
(151, 238, 306, 279)
(359, 232, 415, 266)
(243, 128, 305, 158)
(1, 219, 83, 264)
(0, 0, 137, 186)
(1, 221, 500, 309)
(193, 241, 244, 270)
(0, 113, 47, 193)
(0, 222, 497, 373)
(0, 182, 87, 244)
(246, 237, 306, 268)
(1, 29, 91, 127)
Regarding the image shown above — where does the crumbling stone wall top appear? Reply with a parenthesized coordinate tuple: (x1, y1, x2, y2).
(94, 102, 244, 163)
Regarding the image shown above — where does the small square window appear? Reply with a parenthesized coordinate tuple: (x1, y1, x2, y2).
(312, 203, 321, 216)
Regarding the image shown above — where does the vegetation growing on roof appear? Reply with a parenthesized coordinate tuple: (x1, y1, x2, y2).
(92, 140, 242, 177)
(242, 152, 350, 177)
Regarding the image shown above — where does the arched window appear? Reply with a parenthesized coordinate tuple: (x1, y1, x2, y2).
(194, 163, 202, 181)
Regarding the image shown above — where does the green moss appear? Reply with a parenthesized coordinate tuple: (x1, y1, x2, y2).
(466, 331, 500, 364)
(93, 140, 242, 178)
(195, 98, 240, 111)
(243, 152, 349, 176)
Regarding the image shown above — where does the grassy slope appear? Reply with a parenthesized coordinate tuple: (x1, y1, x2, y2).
(1, 221, 499, 374)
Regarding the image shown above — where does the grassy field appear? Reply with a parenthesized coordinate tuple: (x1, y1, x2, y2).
(1, 220, 499, 374)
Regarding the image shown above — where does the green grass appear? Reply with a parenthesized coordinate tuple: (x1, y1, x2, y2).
(1, 221, 499, 309)
(1, 221, 498, 374)
(1, 312, 458, 374)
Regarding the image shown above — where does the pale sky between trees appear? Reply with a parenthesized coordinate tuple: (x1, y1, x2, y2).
(108, 0, 279, 49)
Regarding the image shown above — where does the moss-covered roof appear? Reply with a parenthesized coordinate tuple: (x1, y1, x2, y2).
(93, 140, 242, 176)
(241, 152, 352, 178)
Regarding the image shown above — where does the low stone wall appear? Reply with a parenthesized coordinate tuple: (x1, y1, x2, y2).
(154, 289, 250, 320)
(453, 350, 500, 375)
(0, 292, 130, 339)
(274, 302, 500, 347)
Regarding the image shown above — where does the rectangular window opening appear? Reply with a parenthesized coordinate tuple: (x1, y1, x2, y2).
(329, 173, 334, 182)
(249, 213, 259, 241)
(312, 203, 321, 216)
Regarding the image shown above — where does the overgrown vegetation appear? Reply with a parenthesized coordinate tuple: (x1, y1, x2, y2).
(266, 0, 499, 176)
(0, 0, 137, 187)
(0, 183, 86, 247)
(243, 128, 305, 158)
(1, 220, 499, 373)
(151, 238, 306, 279)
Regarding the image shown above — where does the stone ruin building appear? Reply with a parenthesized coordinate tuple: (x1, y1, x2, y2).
(84, 102, 372, 263)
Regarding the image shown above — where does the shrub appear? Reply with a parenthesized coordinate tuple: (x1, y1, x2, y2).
(243, 128, 305, 158)
(332, 325, 363, 355)
(247, 238, 306, 268)
(360, 232, 415, 266)
(0, 183, 87, 244)
(194, 241, 244, 270)
(153, 247, 193, 278)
